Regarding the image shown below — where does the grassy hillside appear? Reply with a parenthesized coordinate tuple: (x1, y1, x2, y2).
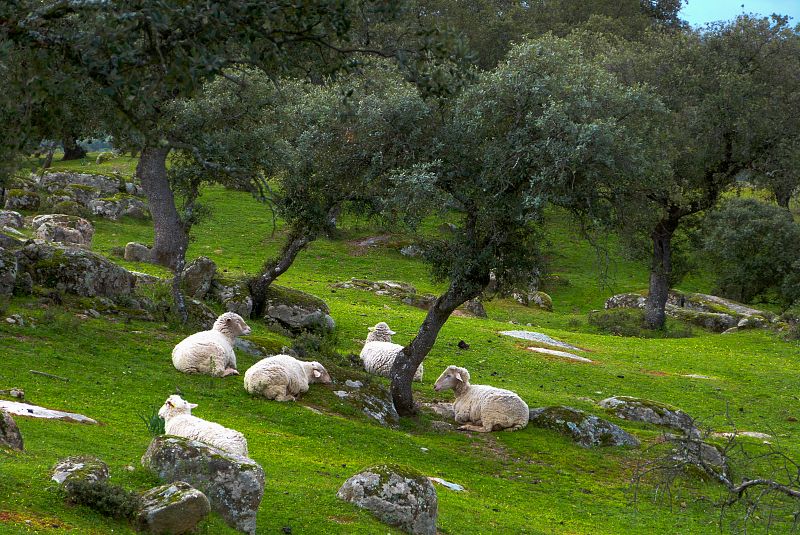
(1, 154, 799, 534)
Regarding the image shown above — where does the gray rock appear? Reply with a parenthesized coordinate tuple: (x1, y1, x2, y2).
(0, 210, 23, 229)
(185, 299, 218, 330)
(89, 196, 148, 220)
(141, 436, 264, 535)
(51, 456, 109, 488)
(263, 285, 334, 335)
(337, 464, 438, 535)
(210, 281, 253, 319)
(528, 406, 639, 448)
(135, 481, 211, 535)
(599, 396, 699, 437)
(124, 242, 152, 263)
(0, 247, 17, 297)
(604, 292, 647, 310)
(31, 214, 94, 247)
(499, 331, 582, 351)
(4, 190, 40, 210)
(429, 421, 454, 432)
(234, 338, 267, 357)
(667, 307, 737, 333)
(399, 245, 423, 258)
(182, 256, 217, 299)
(16, 243, 136, 297)
(424, 402, 455, 420)
(0, 410, 23, 451)
(37, 172, 121, 196)
(463, 299, 487, 318)
(0, 231, 25, 250)
(345, 380, 363, 389)
(667, 435, 727, 476)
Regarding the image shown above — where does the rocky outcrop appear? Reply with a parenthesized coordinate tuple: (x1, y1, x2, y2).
(0, 247, 17, 297)
(263, 284, 335, 334)
(141, 436, 265, 535)
(528, 406, 639, 448)
(51, 456, 109, 488)
(599, 396, 699, 437)
(31, 214, 94, 247)
(337, 464, 438, 535)
(0, 411, 23, 451)
(124, 242, 152, 262)
(134, 482, 211, 535)
(0, 210, 24, 229)
(182, 256, 216, 299)
(4, 189, 40, 210)
(88, 195, 148, 220)
(37, 172, 121, 196)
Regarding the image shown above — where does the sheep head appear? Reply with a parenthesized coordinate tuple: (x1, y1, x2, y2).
(309, 362, 332, 384)
(158, 394, 198, 419)
(434, 365, 470, 392)
(367, 321, 396, 342)
(214, 312, 251, 337)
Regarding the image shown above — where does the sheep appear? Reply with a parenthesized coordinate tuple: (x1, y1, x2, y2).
(366, 321, 396, 342)
(158, 395, 249, 456)
(171, 312, 251, 377)
(244, 354, 332, 401)
(359, 341, 423, 381)
(433, 365, 528, 432)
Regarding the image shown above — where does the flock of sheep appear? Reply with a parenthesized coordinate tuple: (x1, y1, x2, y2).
(160, 313, 530, 458)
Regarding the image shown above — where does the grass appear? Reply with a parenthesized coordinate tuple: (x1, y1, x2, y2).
(1, 158, 799, 533)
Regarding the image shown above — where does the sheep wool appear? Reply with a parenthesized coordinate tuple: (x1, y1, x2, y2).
(366, 321, 396, 343)
(359, 341, 423, 381)
(158, 395, 249, 457)
(434, 365, 528, 432)
(172, 312, 251, 377)
(244, 354, 332, 401)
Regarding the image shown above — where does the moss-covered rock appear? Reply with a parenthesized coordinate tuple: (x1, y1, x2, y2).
(0, 246, 17, 297)
(135, 481, 211, 535)
(0, 410, 23, 451)
(263, 284, 335, 335)
(599, 396, 699, 437)
(4, 189, 40, 210)
(31, 214, 94, 247)
(51, 455, 109, 489)
(528, 406, 639, 448)
(50, 200, 91, 218)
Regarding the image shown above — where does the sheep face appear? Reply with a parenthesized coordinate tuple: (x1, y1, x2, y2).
(434, 366, 470, 392)
(214, 312, 252, 336)
(310, 362, 332, 384)
(158, 394, 198, 419)
(367, 321, 396, 342)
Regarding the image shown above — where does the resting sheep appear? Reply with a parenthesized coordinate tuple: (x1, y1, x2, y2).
(433, 365, 528, 432)
(366, 321, 396, 342)
(172, 312, 251, 377)
(360, 341, 423, 381)
(244, 354, 332, 401)
(158, 395, 249, 456)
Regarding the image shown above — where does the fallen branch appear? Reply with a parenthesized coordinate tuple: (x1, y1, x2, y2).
(30, 370, 69, 382)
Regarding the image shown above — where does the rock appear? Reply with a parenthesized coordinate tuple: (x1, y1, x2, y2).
(135, 482, 211, 535)
(667, 307, 737, 333)
(528, 406, 639, 448)
(234, 339, 267, 357)
(424, 402, 455, 420)
(263, 284, 334, 335)
(141, 436, 264, 535)
(182, 256, 217, 299)
(210, 281, 253, 319)
(0, 210, 23, 229)
(51, 456, 109, 487)
(737, 316, 769, 329)
(89, 195, 149, 220)
(0, 247, 17, 297)
(185, 299, 218, 330)
(0, 411, 23, 451)
(124, 242, 152, 262)
(95, 152, 114, 164)
(599, 396, 699, 437)
(514, 290, 553, 312)
(4, 189, 40, 210)
(345, 380, 363, 389)
(16, 243, 136, 298)
(0, 400, 99, 424)
(527, 347, 592, 363)
(429, 421, 454, 432)
(499, 330, 583, 351)
(428, 477, 464, 492)
(337, 464, 437, 535)
(31, 214, 94, 247)
(0, 230, 24, 250)
(37, 172, 121, 196)
(667, 435, 727, 476)
(604, 292, 647, 310)
(399, 245, 423, 258)
(463, 299, 487, 318)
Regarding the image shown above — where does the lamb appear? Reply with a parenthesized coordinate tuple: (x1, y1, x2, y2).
(172, 312, 251, 377)
(158, 395, 249, 456)
(366, 321, 396, 342)
(244, 354, 332, 401)
(433, 365, 528, 432)
(360, 341, 423, 381)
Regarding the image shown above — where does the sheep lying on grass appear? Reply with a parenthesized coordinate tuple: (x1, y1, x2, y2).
(172, 312, 251, 377)
(244, 354, 332, 401)
(360, 341, 423, 381)
(434, 365, 528, 432)
(366, 322, 396, 342)
(158, 395, 249, 456)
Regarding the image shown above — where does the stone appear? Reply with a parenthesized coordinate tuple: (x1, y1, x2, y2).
(0, 400, 99, 424)
(399, 245, 423, 258)
(429, 421, 454, 432)
(88, 195, 149, 220)
(528, 406, 639, 448)
(599, 396, 699, 437)
(263, 284, 334, 335)
(337, 464, 438, 535)
(0, 210, 23, 229)
(141, 436, 264, 535)
(514, 290, 553, 311)
(51, 456, 109, 488)
(211, 281, 253, 319)
(37, 172, 121, 196)
(135, 482, 211, 535)
(182, 256, 217, 299)
(31, 214, 94, 247)
(0, 410, 23, 451)
(16, 243, 136, 298)
(0, 230, 24, 250)
(0, 246, 17, 297)
(604, 292, 647, 310)
(666, 435, 727, 476)
(185, 299, 218, 330)
(667, 307, 737, 333)
(499, 330, 583, 351)
(124, 242, 152, 262)
(527, 347, 592, 363)
(463, 299, 487, 318)
(428, 477, 464, 492)
(4, 189, 40, 210)
(345, 380, 363, 389)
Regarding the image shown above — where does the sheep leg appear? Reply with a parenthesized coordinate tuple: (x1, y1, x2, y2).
(222, 368, 239, 377)
(458, 423, 491, 433)
(265, 384, 295, 401)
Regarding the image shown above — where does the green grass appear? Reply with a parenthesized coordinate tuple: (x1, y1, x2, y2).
(1, 162, 799, 533)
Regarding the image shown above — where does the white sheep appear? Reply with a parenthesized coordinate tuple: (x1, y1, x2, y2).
(172, 312, 251, 377)
(433, 365, 528, 432)
(359, 341, 423, 381)
(243, 354, 332, 401)
(366, 321, 396, 342)
(158, 395, 249, 456)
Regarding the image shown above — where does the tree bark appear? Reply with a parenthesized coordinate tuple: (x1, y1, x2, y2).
(61, 137, 87, 160)
(249, 230, 311, 318)
(644, 216, 679, 330)
(390, 283, 481, 416)
(136, 146, 188, 271)
(773, 185, 794, 211)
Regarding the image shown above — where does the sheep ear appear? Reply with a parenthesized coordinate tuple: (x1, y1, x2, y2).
(455, 372, 463, 382)
(313, 370, 322, 378)
(189, 403, 198, 409)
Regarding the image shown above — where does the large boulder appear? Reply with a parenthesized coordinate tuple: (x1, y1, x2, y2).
(16, 243, 136, 297)
(0, 411, 23, 451)
(0, 247, 17, 297)
(0, 231, 25, 250)
(528, 406, 639, 448)
(37, 172, 121, 196)
(337, 464, 438, 535)
(141, 436, 264, 535)
(124, 242, 152, 263)
(88, 195, 148, 220)
(263, 284, 335, 334)
(4, 189, 40, 211)
(604, 292, 647, 310)
(667, 307, 737, 333)
(0, 210, 24, 229)
(51, 456, 109, 488)
(31, 214, 94, 247)
(667, 435, 728, 477)
(135, 482, 211, 535)
(599, 396, 699, 437)
(182, 256, 217, 299)
(513, 290, 553, 311)
(210, 280, 253, 318)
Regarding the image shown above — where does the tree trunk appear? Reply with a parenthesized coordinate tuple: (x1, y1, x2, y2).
(42, 143, 56, 170)
(774, 186, 793, 211)
(390, 283, 481, 416)
(136, 146, 187, 270)
(644, 218, 679, 330)
(249, 231, 311, 318)
(61, 137, 87, 160)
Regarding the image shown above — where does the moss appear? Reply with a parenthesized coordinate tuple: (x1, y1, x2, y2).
(612, 396, 678, 417)
(265, 284, 328, 312)
(98, 192, 137, 202)
(365, 464, 427, 487)
(66, 184, 100, 192)
(51, 200, 90, 218)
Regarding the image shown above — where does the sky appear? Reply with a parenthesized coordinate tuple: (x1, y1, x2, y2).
(680, 0, 800, 27)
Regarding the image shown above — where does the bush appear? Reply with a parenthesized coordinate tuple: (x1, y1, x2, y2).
(703, 198, 800, 304)
(139, 406, 166, 437)
(588, 308, 693, 338)
(64, 479, 140, 519)
(51, 200, 90, 218)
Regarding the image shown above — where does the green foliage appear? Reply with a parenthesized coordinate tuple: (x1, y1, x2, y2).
(64, 480, 140, 520)
(50, 200, 90, 218)
(138, 407, 166, 437)
(703, 198, 800, 304)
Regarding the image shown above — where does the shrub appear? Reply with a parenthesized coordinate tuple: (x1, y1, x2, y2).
(139, 406, 166, 437)
(703, 198, 800, 304)
(64, 479, 140, 519)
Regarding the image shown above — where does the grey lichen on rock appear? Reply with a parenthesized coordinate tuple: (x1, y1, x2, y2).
(0, 410, 24, 451)
(51, 455, 109, 488)
(263, 284, 335, 335)
(599, 396, 699, 437)
(528, 406, 639, 448)
(135, 481, 211, 535)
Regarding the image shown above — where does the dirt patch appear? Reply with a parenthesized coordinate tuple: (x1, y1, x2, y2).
(0, 510, 71, 530)
(346, 235, 393, 256)
(640, 369, 670, 377)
